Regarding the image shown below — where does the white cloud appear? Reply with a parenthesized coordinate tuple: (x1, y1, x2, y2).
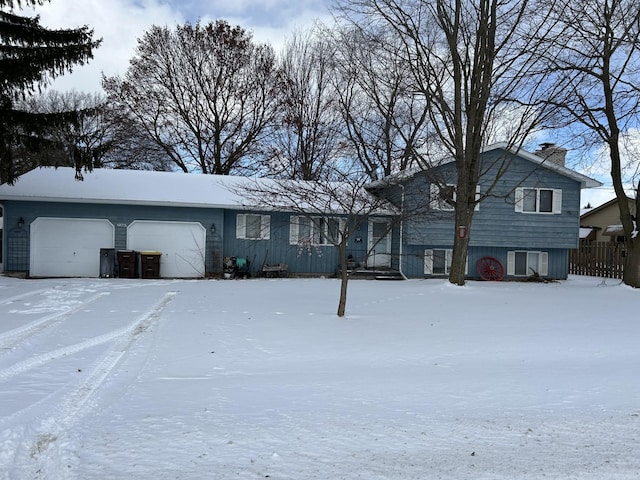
(198, 2, 332, 52)
(24, 0, 331, 93)
(28, 0, 184, 93)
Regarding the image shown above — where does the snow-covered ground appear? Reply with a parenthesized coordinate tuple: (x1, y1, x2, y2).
(0, 275, 638, 479)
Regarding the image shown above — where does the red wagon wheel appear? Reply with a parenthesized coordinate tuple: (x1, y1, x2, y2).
(477, 256, 504, 281)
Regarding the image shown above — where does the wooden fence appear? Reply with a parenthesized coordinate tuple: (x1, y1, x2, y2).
(569, 240, 625, 279)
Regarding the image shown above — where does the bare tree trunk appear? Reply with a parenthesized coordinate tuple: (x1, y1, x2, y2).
(450, 186, 473, 285)
(627, 192, 640, 287)
(604, 49, 638, 288)
(337, 240, 349, 317)
(450, 232, 471, 285)
(624, 242, 640, 287)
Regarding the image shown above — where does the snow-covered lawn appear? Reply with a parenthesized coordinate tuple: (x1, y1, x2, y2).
(0, 275, 638, 479)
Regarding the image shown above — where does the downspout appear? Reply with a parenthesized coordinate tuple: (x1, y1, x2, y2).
(398, 184, 408, 280)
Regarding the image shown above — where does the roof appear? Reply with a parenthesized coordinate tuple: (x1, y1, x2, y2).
(580, 196, 635, 220)
(0, 167, 259, 209)
(579, 227, 598, 239)
(0, 167, 394, 215)
(603, 224, 624, 236)
(367, 142, 602, 190)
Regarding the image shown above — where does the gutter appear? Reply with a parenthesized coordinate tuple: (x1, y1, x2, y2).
(398, 184, 408, 280)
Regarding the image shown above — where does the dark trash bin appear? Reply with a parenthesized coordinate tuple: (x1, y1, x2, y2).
(99, 248, 116, 278)
(140, 251, 161, 279)
(117, 250, 138, 278)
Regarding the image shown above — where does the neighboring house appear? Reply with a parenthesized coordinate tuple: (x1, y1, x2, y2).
(0, 168, 380, 278)
(366, 142, 601, 280)
(579, 197, 636, 243)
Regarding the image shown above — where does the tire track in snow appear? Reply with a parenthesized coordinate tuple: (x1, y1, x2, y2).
(2, 291, 177, 480)
(0, 291, 174, 382)
(0, 288, 48, 306)
(58, 290, 177, 421)
(0, 292, 110, 355)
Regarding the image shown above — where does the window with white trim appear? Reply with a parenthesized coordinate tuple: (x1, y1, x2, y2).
(507, 250, 548, 276)
(424, 249, 468, 275)
(514, 188, 562, 214)
(290, 216, 345, 246)
(236, 214, 270, 240)
(430, 184, 481, 211)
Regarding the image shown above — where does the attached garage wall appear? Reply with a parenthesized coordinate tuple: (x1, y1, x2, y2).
(3, 200, 223, 276)
(30, 217, 115, 277)
(127, 220, 206, 278)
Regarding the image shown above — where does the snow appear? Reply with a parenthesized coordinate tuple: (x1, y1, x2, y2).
(0, 167, 258, 209)
(0, 275, 638, 479)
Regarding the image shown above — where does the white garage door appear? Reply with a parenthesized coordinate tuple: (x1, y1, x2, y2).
(127, 221, 206, 278)
(30, 217, 115, 277)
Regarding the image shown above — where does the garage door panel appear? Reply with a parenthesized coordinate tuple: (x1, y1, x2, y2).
(30, 218, 114, 277)
(127, 221, 205, 278)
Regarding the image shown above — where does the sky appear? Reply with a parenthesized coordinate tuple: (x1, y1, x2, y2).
(1, 275, 638, 479)
(27, 0, 333, 94)
(19, 0, 629, 208)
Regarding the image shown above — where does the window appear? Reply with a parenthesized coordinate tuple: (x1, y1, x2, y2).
(290, 216, 344, 246)
(319, 217, 341, 245)
(515, 188, 562, 214)
(430, 184, 481, 211)
(424, 249, 468, 275)
(236, 214, 270, 240)
(431, 184, 455, 211)
(507, 250, 548, 276)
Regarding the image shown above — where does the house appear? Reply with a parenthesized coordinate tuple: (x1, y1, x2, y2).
(0, 168, 383, 278)
(579, 196, 636, 243)
(366, 142, 601, 280)
(0, 142, 600, 280)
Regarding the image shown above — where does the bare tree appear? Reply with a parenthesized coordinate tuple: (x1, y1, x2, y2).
(233, 171, 398, 317)
(336, 0, 559, 285)
(102, 20, 278, 175)
(100, 107, 174, 171)
(265, 27, 343, 180)
(330, 25, 431, 180)
(529, 0, 640, 286)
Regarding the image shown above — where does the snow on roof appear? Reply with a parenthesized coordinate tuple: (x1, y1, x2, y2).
(488, 142, 602, 189)
(580, 195, 637, 219)
(367, 142, 602, 190)
(0, 167, 393, 215)
(0, 167, 267, 209)
(579, 227, 594, 239)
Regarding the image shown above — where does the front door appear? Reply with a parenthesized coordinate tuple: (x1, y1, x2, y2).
(367, 219, 391, 268)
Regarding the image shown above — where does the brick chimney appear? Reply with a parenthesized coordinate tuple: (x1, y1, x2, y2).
(534, 142, 567, 167)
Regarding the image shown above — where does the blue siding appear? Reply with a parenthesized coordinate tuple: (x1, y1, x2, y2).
(401, 245, 570, 279)
(2, 200, 379, 277)
(2, 200, 224, 275)
(404, 151, 582, 250)
(222, 210, 374, 276)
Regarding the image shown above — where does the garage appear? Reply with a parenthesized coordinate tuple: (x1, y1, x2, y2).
(127, 220, 206, 278)
(30, 218, 115, 277)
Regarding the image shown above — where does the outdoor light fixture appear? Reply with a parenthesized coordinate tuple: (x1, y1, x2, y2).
(17, 217, 24, 227)
(211, 223, 216, 234)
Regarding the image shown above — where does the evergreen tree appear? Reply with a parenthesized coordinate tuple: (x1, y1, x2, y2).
(0, 0, 100, 183)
